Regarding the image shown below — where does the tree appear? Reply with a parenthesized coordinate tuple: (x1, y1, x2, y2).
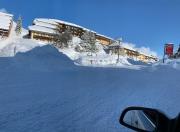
(54, 26, 73, 48)
(80, 31, 98, 54)
(15, 16, 22, 36)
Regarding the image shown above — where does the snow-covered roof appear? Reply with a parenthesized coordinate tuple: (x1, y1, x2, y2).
(30, 18, 111, 39)
(35, 18, 97, 33)
(96, 33, 114, 41)
(34, 18, 83, 29)
(33, 20, 57, 29)
(0, 12, 13, 30)
(122, 45, 137, 52)
(28, 25, 56, 34)
(0, 12, 13, 17)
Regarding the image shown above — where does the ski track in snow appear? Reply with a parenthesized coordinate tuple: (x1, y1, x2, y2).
(0, 45, 179, 132)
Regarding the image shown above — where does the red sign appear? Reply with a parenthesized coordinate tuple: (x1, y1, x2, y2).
(165, 44, 174, 56)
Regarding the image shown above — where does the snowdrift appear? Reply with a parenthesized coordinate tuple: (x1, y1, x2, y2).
(0, 45, 75, 72)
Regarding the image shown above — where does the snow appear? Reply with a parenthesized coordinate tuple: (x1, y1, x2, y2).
(0, 22, 40, 57)
(55, 38, 156, 68)
(29, 18, 95, 35)
(96, 33, 114, 41)
(0, 43, 180, 132)
(56, 39, 137, 68)
(0, 38, 46, 57)
(0, 12, 13, 30)
(33, 18, 84, 30)
(33, 19, 57, 29)
(28, 25, 56, 34)
(75, 54, 135, 68)
(30, 18, 102, 37)
(0, 11, 13, 17)
(153, 58, 180, 70)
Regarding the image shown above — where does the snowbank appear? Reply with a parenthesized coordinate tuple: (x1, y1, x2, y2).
(11, 45, 75, 71)
(0, 39, 46, 57)
(0, 21, 42, 57)
(153, 58, 180, 70)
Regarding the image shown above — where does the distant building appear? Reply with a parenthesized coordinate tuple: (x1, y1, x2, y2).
(0, 12, 13, 38)
(107, 42, 158, 62)
(28, 18, 112, 45)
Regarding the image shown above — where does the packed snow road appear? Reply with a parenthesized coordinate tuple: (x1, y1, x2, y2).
(0, 45, 180, 132)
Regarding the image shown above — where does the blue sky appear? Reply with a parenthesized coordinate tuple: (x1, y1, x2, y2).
(1, 0, 180, 56)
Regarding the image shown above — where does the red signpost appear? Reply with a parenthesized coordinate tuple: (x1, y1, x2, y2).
(165, 44, 174, 56)
(163, 44, 174, 63)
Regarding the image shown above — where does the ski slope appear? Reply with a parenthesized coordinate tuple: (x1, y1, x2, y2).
(0, 44, 180, 132)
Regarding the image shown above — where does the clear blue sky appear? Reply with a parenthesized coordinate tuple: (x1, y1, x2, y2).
(1, 0, 180, 56)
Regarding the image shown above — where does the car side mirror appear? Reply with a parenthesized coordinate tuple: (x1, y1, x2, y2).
(119, 107, 170, 132)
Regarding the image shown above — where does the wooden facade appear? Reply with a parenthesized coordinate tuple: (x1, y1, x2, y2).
(29, 30, 55, 42)
(137, 54, 158, 62)
(124, 48, 139, 58)
(96, 35, 111, 45)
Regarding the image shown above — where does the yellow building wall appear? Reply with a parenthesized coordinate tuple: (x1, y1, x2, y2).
(137, 54, 146, 61)
(31, 32, 54, 42)
(96, 37, 111, 45)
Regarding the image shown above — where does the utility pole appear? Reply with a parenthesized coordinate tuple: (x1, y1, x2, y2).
(14, 46, 16, 56)
(117, 38, 123, 63)
(163, 45, 165, 63)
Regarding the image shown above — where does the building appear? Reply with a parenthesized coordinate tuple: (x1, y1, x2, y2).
(0, 12, 13, 38)
(107, 42, 158, 62)
(28, 18, 158, 62)
(137, 53, 158, 62)
(28, 19, 57, 42)
(28, 18, 112, 45)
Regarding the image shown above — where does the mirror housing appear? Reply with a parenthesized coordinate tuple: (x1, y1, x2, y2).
(119, 107, 170, 132)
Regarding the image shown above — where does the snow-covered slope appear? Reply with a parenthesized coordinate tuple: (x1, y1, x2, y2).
(0, 45, 180, 132)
